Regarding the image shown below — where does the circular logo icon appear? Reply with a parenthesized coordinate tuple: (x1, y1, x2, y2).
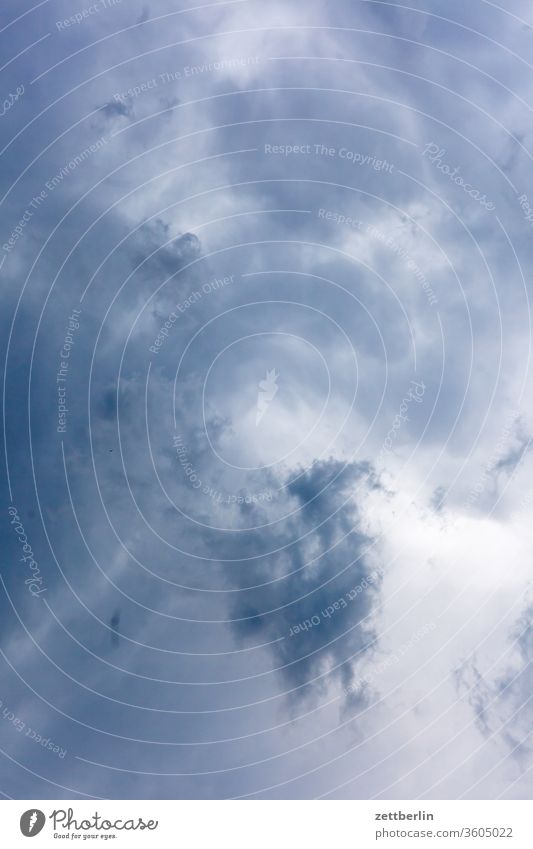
(20, 810, 46, 837)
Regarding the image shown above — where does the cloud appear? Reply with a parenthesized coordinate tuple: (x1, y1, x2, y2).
(1, 0, 533, 800)
(99, 100, 133, 121)
(454, 603, 533, 766)
(225, 459, 381, 705)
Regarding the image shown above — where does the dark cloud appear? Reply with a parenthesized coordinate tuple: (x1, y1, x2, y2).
(132, 220, 201, 283)
(110, 609, 121, 648)
(226, 459, 381, 705)
(137, 5, 150, 25)
(99, 100, 133, 121)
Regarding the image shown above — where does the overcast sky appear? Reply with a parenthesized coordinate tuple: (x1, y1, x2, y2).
(1, 0, 532, 800)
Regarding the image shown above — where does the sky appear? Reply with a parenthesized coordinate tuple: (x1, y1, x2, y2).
(0, 0, 532, 800)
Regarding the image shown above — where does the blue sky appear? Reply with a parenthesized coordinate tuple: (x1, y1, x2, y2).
(1, 0, 532, 799)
